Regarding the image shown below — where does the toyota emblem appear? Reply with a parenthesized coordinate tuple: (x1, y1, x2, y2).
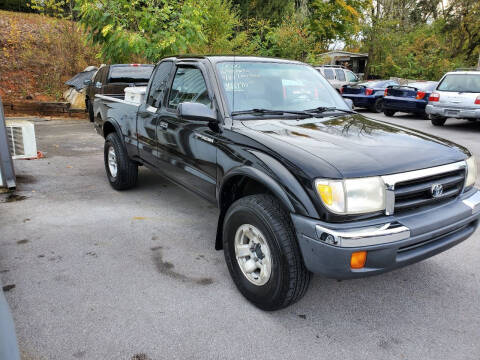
(431, 183, 444, 198)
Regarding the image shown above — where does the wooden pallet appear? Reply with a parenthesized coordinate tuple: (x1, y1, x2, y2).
(3, 101, 87, 117)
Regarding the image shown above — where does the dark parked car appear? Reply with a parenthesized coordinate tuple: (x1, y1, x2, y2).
(93, 56, 479, 310)
(85, 64, 154, 122)
(341, 80, 399, 112)
(383, 81, 438, 118)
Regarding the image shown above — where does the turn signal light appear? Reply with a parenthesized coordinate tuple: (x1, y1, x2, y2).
(429, 92, 440, 102)
(365, 88, 374, 96)
(416, 91, 426, 100)
(475, 96, 480, 105)
(350, 251, 367, 269)
(316, 184, 333, 205)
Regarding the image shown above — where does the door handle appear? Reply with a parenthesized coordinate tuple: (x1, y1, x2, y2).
(138, 106, 158, 118)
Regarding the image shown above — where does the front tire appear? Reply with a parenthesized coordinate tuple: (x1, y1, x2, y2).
(223, 194, 311, 311)
(104, 133, 138, 190)
(384, 109, 395, 117)
(371, 98, 383, 113)
(430, 115, 446, 126)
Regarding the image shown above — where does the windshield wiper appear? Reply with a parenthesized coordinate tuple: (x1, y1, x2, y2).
(231, 108, 310, 117)
(305, 106, 356, 115)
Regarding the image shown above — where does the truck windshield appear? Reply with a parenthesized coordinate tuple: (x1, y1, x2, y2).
(109, 65, 154, 83)
(216, 61, 348, 114)
(437, 74, 480, 93)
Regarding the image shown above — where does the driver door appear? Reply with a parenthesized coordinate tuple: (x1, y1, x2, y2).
(156, 64, 218, 201)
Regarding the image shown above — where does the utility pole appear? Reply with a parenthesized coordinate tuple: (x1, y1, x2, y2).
(477, 53, 480, 70)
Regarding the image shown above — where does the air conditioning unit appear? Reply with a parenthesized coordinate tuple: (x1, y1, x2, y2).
(5, 120, 37, 159)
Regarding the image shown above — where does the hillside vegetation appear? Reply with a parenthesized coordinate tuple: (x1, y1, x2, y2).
(0, 10, 98, 102)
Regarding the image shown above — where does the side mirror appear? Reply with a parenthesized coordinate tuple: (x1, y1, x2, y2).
(83, 79, 92, 86)
(95, 82, 102, 89)
(178, 102, 217, 122)
(344, 98, 354, 110)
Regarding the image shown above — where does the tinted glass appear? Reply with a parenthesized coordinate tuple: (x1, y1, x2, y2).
(168, 67, 210, 109)
(109, 65, 154, 83)
(147, 61, 173, 107)
(345, 71, 357, 82)
(94, 67, 106, 83)
(323, 68, 334, 80)
(335, 69, 346, 81)
(437, 74, 480, 93)
(216, 62, 348, 113)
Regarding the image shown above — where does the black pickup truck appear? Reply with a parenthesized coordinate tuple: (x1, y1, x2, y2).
(93, 56, 480, 310)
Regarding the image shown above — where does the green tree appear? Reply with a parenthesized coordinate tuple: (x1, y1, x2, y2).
(309, 0, 370, 51)
(76, 0, 240, 63)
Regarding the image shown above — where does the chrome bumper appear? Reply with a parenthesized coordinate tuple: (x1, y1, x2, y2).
(426, 104, 480, 119)
(315, 189, 480, 248)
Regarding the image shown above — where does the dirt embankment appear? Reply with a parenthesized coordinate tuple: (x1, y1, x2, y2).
(0, 10, 99, 103)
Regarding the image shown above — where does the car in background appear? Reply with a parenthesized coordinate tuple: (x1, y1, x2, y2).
(426, 69, 480, 126)
(84, 64, 154, 122)
(383, 81, 438, 118)
(316, 65, 360, 91)
(341, 79, 399, 112)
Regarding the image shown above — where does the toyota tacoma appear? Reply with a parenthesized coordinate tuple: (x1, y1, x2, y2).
(93, 56, 480, 310)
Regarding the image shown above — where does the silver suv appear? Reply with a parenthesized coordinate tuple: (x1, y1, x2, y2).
(426, 69, 480, 126)
(316, 66, 359, 91)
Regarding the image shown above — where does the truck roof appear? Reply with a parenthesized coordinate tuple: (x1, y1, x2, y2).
(162, 55, 304, 65)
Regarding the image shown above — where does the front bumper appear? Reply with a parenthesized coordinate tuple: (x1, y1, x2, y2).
(292, 189, 480, 279)
(426, 104, 480, 119)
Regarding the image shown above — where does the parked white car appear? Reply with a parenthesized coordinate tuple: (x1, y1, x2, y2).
(426, 69, 480, 126)
(316, 65, 360, 91)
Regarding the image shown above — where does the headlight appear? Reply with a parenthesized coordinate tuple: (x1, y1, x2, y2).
(466, 156, 477, 188)
(315, 177, 385, 214)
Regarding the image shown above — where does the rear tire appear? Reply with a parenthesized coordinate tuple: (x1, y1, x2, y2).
(88, 99, 94, 123)
(104, 133, 138, 190)
(223, 194, 311, 311)
(383, 109, 395, 117)
(430, 116, 446, 126)
(371, 98, 383, 113)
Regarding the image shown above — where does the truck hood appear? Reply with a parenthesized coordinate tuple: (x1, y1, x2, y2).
(240, 114, 469, 178)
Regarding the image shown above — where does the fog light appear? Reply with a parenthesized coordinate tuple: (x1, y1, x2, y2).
(350, 251, 367, 269)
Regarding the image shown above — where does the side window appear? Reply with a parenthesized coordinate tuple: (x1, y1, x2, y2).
(168, 67, 211, 109)
(147, 61, 174, 107)
(335, 69, 346, 81)
(345, 71, 357, 82)
(94, 68, 104, 84)
(323, 68, 334, 80)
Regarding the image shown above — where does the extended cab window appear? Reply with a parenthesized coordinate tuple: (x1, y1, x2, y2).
(168, 67, 211, 109)
(147, 61, 173, 107)
(335, 69, 346, 81)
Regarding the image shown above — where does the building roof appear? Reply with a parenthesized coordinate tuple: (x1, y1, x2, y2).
(321, 51, 369, 58)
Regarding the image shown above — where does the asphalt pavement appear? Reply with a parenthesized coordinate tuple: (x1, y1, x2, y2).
(0, 112, 479, 360)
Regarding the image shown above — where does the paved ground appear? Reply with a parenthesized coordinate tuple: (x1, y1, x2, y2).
(0, 113, 479, 360)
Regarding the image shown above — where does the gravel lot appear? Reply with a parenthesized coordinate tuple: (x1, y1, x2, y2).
(1, 112, 479, 360)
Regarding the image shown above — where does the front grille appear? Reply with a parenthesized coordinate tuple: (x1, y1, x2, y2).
(394, 169, 465, 212)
